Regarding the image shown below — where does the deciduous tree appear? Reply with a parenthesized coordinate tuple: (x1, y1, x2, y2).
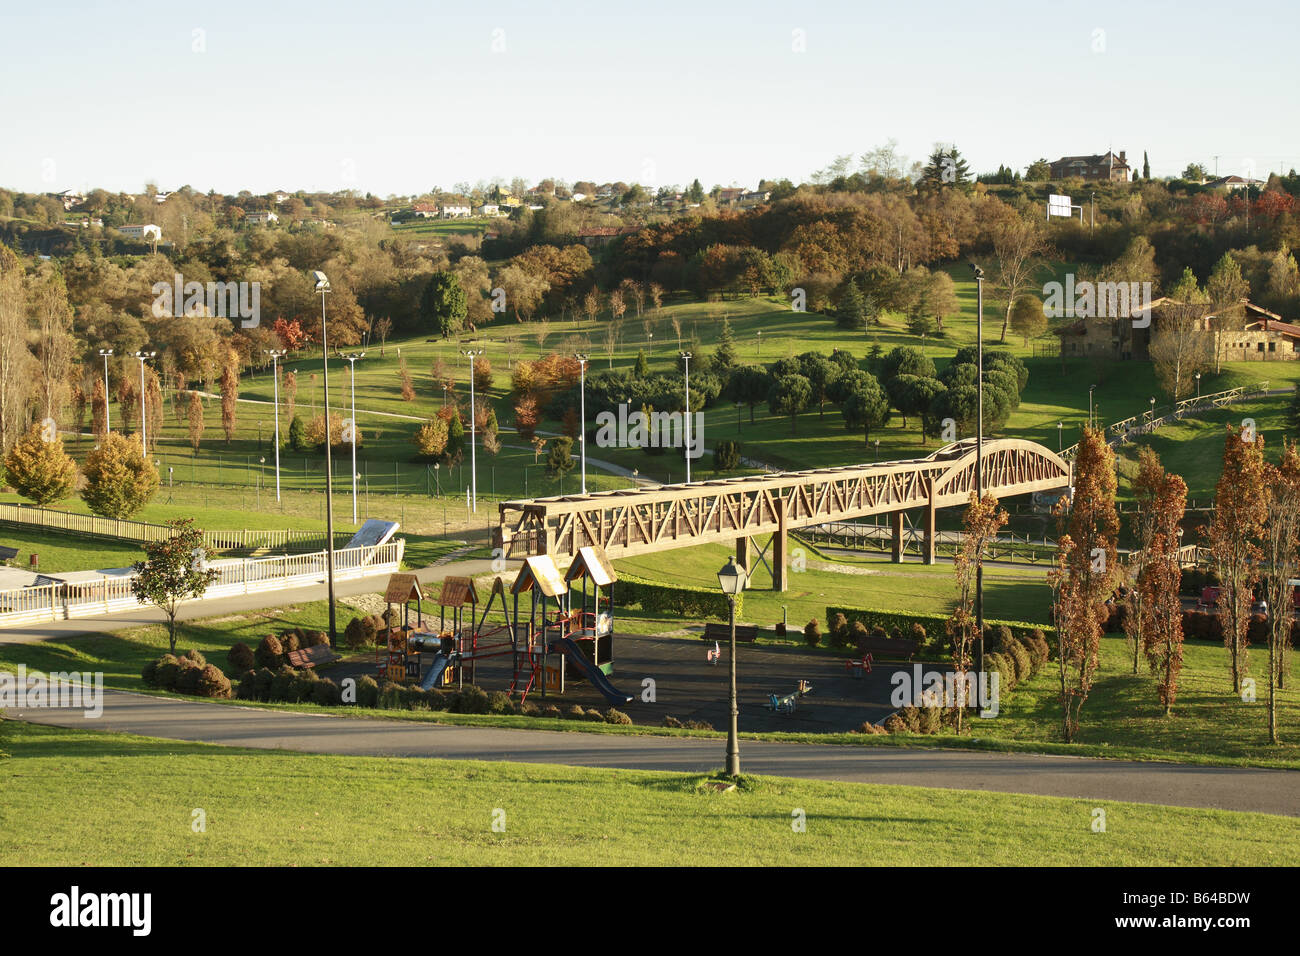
(130, 518, 219, 654)
(4, 422, 77, 506)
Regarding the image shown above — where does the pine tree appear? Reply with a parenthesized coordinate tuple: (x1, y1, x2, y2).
(837, 280, 866, 330)
(633, 350, 649, 378)
(712, 318, 738, 371)
(1142, 151, 1151, 180)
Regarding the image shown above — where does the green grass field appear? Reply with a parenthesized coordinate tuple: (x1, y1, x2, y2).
(0, 527, 144, 573)
(2, 721, 1294, 866)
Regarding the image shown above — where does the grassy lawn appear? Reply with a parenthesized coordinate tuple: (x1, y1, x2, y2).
(2, 721, 1295, 866)
(0, 526, 144, 573)
(615, 538, 1054, 631)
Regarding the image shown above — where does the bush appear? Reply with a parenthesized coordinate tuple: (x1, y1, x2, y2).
(682, 719, 714, 731)
(828, 604, 1053, 647)
(311, 678, 342, 706)
(803, 618, 821, 648)
(343, 617, 369, 650)
(916, 705, 942, 734)
(541, 704, 562, 719)
(303, 630, 330, 648)
(152, 654, 181, 690)
(851, 621, 869, 653)
(227, 642, 254, 672)
(604, 707, 633, 725)
(1023, 629, 1051, 666)
(486, 690, 513, 715)
(140, 657, 159, 687)
(583, 708, 605, 722)
(378, 681, 405, 710)
(829, 612, 850, 648)
(450, 685, 490, 714)
(356, 675, 379, 708)
(854, 721, 887, 735)
(662, 715, 684, 728)
(183, 649, 206, 668)
(1003, 639, 1032, 682)
(196, 664, 232, 699)
(269, 667, 297, 701)
(883, 713, 908, 734)
(234, 669, 257, 700)
(564, 704, 587, 720)
(519, 701, 539, 717)
(290, 671, 320, 702)
(253, 667, 276, 701)
(615, 574, 741, 622)
(176, 661, 203, 694)
(908, 622, 928, 651)
(426, 689, 453, 711)
(280, 631, 301, 654)
(254, 634, 284, 669)
(985, 652, 1016, 692)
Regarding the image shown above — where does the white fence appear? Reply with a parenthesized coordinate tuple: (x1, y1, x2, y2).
(0, 540, 405, 628)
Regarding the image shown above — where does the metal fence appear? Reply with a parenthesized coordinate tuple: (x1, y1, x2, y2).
(0, 539, 405, 628)
(0, 503, 341, 553)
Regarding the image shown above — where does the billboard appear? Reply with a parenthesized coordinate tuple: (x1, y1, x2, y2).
(1047, 194, 1074, 218)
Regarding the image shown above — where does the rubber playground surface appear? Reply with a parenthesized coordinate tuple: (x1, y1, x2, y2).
(331, 632, 899, 733)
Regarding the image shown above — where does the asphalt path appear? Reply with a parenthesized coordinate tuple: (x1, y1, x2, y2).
(13, 687, 1299, 817)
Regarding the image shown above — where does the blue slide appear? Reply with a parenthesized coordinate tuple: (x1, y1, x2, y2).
(553, 637, 633, 705)
(419, 652, 451, 691)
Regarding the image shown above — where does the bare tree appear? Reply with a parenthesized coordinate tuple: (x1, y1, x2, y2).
(1150, 301, 1213, 400)
(602, 319, 621, 369)
(988, 213, 1048, 343)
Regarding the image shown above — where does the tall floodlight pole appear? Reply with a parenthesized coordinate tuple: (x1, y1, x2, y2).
(576, 354, 588, 494)
(681, 351, 692, 484)
(312, 271, 338, 647)
(463, 348, 484, 511)
(345, 352, 365, 523)
(98, 349, 114, 433)
(970, 264, 985, 686)
(131, 350, 156, 455)
(264, 349, 286, 501)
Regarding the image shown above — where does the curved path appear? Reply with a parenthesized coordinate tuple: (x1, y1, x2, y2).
(14, 687, 1298, 817)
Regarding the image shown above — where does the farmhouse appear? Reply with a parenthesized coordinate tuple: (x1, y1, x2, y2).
(439, 204, 472, 218)
(412, 202, 438, 218)
(1049, 150, 1131, 182)
(1054, 299, 1300, 362)
(117, 223, 161, 241)
(244, 210, 279, 225)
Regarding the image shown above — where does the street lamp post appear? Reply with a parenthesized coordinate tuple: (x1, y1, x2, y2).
(1195, 372, 1202, 401)
(312, 270, 338, 647)
(463, 348, 484, 511)
(1089, 384, 1098, 429)
(131, 350, 156, 455)
(345, 352, 365, 524)
(970, 263, 986, 685)
(681, 351, 692, 484)
(264, 349, 286, 501)
(98, 349, 113, 433)
(576, 354, 588, 494)
(1149, 396, 1156, 425)
(717, 556, 747, 777)
(1057, 421, 1064, 453)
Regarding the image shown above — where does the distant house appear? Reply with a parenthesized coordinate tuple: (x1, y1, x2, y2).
(1054, 299, 1300, 362)
(1049, 150, 1131, 182)
(50, 190, 85, 211)
(245, 210, 279, 225)
(740, 189, 771, 204)
(474, 203, 500, 217)
(439, 204, 472, 218)
(570, 192, 588, 202)
(272, 190, 291, 204)
(412, 202, 438, 218)
(118, 223, 162, 242)
(717, 187, 745, 204)
(577, 226, 638, 249)
(1204, 175, 1265, 191)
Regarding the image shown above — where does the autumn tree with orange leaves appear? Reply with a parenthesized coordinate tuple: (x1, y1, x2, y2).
(1260, 441, 1300, 743)
(947, 492, 1008, 733)
(1204, 425, 1267, 695)
(1140, 467, 1188, 716)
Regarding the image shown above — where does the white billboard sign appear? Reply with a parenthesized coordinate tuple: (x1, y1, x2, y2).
(1047, 194, 1074, 218)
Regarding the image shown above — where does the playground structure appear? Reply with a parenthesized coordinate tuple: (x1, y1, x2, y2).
(767, 680, 814, 715)
(381, 545, 633, 707)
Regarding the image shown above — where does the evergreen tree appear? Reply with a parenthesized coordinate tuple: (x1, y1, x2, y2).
(711, 318, 738, 371)
(633, 349, 649, 378)
(421, 272, 468, 338)
(1142, 150, 1151, 180)
(837, 280, 866, 330)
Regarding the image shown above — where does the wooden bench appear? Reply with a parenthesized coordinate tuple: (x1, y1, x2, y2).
(286, 644, 342, 669)
(857, 635, 920, 661)
(702, 622, 759, 644)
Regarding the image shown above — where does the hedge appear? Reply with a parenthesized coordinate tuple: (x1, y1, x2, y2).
(826, 605, 1053, 646)
(616, 574, 742, 621)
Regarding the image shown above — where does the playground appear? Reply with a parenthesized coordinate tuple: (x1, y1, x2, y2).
(329, 547, 900, 733)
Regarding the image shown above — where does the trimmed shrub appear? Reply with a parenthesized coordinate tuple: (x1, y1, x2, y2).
(519, 701, 540, 717)
(251, 667, 275, 701)
(1003, 639, 1032, 682)
(280, 631, 301, 654)
(916, 705, 942, 734)
(583, 708, 605, 722)
(487, 690, 513, 715)
(855, 720, 887, 735)
(378, 681, 404, 710)
(153, 654, 181, 690)
(176, 661, 202, 694)
(343, 617, 369, 649)
(828, 604, 1054, 647)
(829, 612, 850, 648)
(290, 671, 320, 702)
(985, 652, 1016, 692)
(426, 689, 453, 711)
(908, 622, 928, 651)
(254, 634, 284, 669)
(234, 669, 257, 700)
(803, 618, 822, 648)
(303, 630, 330, 648)
(196, 664, 232, 699)
(682, 719, 714, 731)
(663, 715, 684, 728)
(604, 707, 633, 725)
(311, 678, 342, 706)
(183, 649, 206, 668)
(883, 713, 908, 734)
(269, 667, 298, 701)
(541, 704, 562, 720)
(615, 574, 741, 622)
(453, 685, 490, 715)
(227, 642, 255, 672)
(141, 657, 160, 687)
(564, 705, 587, 720)
(356, 675, 379, 708)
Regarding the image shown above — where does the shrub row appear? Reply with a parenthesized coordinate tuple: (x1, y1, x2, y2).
(142, 651, 232, 699)
(616, 574, 742, 621)
(826, 605, 1053, 648)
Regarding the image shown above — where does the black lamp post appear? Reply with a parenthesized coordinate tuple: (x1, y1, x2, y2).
(717, 555, 747, 777)
(970, 263, 986, 686)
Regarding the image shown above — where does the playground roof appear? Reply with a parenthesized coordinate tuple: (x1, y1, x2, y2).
(438, 575, 478, 607)
(511, 555, 567, 597)
(384, 573, 423, 604)
(565, 546, 617, 587)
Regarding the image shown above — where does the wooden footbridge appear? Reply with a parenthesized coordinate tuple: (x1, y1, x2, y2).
(495, 439, 1070, 591)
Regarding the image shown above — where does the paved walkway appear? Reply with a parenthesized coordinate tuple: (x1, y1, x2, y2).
(13, 687, 1299, 817)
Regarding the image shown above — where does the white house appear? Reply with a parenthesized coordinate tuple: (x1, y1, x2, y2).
(118, 224, 162, 241)
(439, 204, 472, 218)
(474, 203, 500, 217)
(245, 210, 279, 225)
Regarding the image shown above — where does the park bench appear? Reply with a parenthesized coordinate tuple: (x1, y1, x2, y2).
(0, 546, 17, 564)
(702, 622, 758, 644)
(857, 634, 920, 662)
(286, 644, 342, 669)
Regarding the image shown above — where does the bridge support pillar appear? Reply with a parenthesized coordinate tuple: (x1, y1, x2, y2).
(772, 501, 788, 591)
(923, 483, 937, 565)
(736, 536, 750, 574)
(890, 511, 905, 563)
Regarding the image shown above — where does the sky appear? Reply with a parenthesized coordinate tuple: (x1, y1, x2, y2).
(2, 0, 1296, 197)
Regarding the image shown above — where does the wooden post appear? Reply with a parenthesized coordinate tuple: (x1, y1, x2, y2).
(890, 510, 905, 563)
(923, 479, 937, 565)
(736, 536, 750, 574)
(772, 497, 788, 592)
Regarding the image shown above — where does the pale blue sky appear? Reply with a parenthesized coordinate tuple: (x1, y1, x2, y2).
(2, 0, 1295, 196)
